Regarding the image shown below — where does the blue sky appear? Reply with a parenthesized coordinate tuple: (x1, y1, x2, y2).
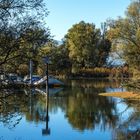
(45, 0, 131, 40)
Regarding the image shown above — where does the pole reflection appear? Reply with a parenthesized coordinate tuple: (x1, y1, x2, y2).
(42, 63, 50, 136)
(42, 90, 50, 136)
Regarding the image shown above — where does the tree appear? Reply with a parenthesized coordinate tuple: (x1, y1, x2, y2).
(50, 44, 71, 75)
(107, 0, 140, 77)
(0, 0, 47, 22)
(0, 20, 50, 75)
(38, 40, 71, 76)
(19, 24, 50, 73)
(65, 21, 111, 73)
(0, 0, 49, 69)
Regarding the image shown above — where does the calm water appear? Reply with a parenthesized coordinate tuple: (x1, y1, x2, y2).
(0, 79, 140, 140)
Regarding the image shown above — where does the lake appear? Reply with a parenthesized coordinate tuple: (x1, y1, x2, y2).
(0, 79, 140, 140)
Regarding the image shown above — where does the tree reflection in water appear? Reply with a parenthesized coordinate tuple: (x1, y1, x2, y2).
(0, 79, 139, 140)
(0, 89, 25, 129)
(114, 100, 140, 140)
(0, 88, 47, 129)
(57, 87, 118, 131)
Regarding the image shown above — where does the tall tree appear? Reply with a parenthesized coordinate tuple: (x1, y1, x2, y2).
(65, 21, 111, 73)
(0, 0, 49, 68)
(107, 0, 140, 77)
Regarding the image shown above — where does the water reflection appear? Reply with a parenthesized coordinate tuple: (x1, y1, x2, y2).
(41, 89, 50, 136)
(0, 79, 139, 140)
(114, 100, 140, 140)
(0, 89, 26, 129)
(52, 86, 118, 131)
(0, 88, 58, 129)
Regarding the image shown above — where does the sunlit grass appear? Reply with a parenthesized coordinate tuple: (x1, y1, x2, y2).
(99, 92, 140, 100)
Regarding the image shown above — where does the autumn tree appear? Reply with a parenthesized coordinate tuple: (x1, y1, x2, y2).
(107, 0, 140, 78)
(65, 21, 111, 73)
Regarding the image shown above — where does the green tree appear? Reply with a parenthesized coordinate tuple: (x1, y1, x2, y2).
(65, 21, 111, 73)
(0, 0, 49, 69)
(50, 44, 71, 75)
(38, 41, 71, 76)
(0, 21, 50, 75)
(107, 0, 140, 78)
(20, 25, 50, 73)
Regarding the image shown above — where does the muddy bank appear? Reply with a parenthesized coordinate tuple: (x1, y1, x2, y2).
(99, 92, 140, 100)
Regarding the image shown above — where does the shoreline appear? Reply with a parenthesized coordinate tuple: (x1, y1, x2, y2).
(99, 91, 140, 100)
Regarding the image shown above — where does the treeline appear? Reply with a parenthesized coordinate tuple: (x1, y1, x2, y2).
(0, 0, 139, 80)
(0, 19, 112, 77)
(71, 65, 129, 79)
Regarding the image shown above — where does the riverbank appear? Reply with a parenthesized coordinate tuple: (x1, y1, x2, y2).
(99, 91, 140, 100)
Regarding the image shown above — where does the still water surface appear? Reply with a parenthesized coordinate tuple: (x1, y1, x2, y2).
(0, 79, 140, 140)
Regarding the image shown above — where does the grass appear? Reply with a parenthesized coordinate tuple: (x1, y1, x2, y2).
(99, 91, 140, 100)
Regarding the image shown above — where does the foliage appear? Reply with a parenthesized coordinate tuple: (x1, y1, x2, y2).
(65, 21, 111, 73)
(49, 44, 71, 75)
(107, 0, 140, 76)
(36, 40, 71, 76)
(69, 65, 129, 78)
(0, 0, 47, 22)
(0, 0, 50, 70)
